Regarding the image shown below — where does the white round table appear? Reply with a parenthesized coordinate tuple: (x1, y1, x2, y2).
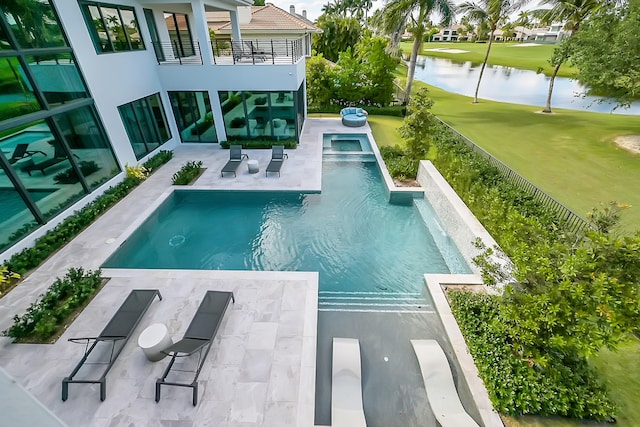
(247, 159, 259, 174)
(138, 323, 173, 362)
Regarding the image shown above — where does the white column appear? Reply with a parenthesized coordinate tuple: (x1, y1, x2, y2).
(191, 1, 215, 65)
(229, 10, 242, 41)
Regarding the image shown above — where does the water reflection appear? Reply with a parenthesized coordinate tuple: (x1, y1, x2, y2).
(412, 56, 640, 115)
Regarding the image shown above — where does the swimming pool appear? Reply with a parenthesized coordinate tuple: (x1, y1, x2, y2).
(322, 133, 372, 154)
(0, 130, 52, 152)
(104, 158, 470, 311)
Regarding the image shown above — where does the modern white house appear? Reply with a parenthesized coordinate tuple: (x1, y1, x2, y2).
(0, 0, 308, 256)
(431, 25, 464, 41)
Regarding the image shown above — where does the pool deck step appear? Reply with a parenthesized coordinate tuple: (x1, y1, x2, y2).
(318, 291, 434, 313)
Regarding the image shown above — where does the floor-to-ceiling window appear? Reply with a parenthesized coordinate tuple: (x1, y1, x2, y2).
(0, 0, 120, 252)
(218, 89, 304, 142)
(164, 12, 194, 58)
(118, 93, 171, 159)
(168, 91, 216, 143)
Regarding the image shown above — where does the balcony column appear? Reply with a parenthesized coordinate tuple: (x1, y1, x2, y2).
(229, 10, 242, 41)
(192, 1, 215, 65)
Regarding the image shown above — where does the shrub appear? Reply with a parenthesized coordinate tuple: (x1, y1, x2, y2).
(254, 96, 267, 105)
(143, 150, 173, 172)
(125, 164, 148, 181)
(172, 160, 204, 185)
(379, 146, 419, 179)
(4, 268, 104, 342)
(222, 94, 242, 114)
(220, 140, 297, 149)
(0, 266, 20, 297)
(448, 290, 616, 420)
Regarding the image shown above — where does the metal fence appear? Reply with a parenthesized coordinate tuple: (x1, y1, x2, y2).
(435, 117, 592, 234)
(151, 41, 203, 65)
(211, 38, 304, 65)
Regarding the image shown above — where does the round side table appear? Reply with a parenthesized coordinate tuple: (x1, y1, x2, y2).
(247, 159, 259, 174)
(138, 323, 173, 362)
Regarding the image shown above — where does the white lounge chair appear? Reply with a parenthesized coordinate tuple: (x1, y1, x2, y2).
(332, 337, 367, 427)
(410, 339, 479, 427)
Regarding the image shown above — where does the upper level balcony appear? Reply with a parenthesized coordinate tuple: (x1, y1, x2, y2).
(151, 38, 305, 66)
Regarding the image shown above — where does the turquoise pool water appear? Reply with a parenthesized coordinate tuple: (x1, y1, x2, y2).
(322, 133, 372, 154)
(104, 159, 470, 309)
(0, 131, 51, 152)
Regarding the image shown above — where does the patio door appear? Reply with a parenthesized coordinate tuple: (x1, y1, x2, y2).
(164, 12, 194, 58)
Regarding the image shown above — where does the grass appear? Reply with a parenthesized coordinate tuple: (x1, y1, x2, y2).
(392, 63, 640, 232)
(401, 41, 577, 77)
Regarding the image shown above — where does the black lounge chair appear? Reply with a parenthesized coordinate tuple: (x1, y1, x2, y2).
(62, 289, 162, 402)
(21, 140, 68, 175)
(265, 145, 288, 177)
(155, 290, 235, 406)
(8, 143, 46, 164)
(221, 145, 248, 177)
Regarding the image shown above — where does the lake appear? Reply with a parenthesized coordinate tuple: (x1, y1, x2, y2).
(411, 55, 640, 115)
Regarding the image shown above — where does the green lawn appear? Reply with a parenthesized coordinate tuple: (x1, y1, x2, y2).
(401, 41, 577, 77)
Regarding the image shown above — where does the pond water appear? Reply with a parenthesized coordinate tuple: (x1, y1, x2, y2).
(411, 56, 640, 115)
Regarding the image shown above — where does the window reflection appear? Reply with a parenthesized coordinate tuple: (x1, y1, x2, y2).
(218, 90, 298, 142)
(79, 2, 144, 54)
(2, 0, 66, 48)
(0, 166, 39, 252)
(0, 57, 41, 121)
(118, 94, 171, 160)
(0, 22, 11, 50)
(168, 91, 216, 143)
(53, 107, 120, 190)
(26, 53, 88, 106)
(1, 121, 84, 221)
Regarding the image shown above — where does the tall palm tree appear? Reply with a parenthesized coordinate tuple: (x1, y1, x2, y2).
(382, 0, 455, 104)
(537, 0, 603, 113)
(459, 0, 530, 103)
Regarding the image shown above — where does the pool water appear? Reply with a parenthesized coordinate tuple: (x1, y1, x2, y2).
(104, 160, 469, 310)
(322, 133, 372, 154)
(0, 131, 52, 152)
(0, 189, 56, 219)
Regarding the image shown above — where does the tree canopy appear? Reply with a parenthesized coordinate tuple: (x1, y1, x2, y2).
(571, 0, 640, 107)
(313, 14, 362, 62)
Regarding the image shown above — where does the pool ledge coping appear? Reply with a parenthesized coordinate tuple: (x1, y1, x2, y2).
(425, 273, 505, 427)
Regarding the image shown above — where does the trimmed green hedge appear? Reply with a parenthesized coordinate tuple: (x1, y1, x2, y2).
(308, 104, 406, 116)
(449, 291, 615, 420)
(220, 140, 297, 149)
(172, 160, 203, 185)
(3, 150, 173, 275)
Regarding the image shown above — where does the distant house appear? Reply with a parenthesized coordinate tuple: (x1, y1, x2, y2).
(207, 4, 321, 56)
(431, 25, 464, 41)
(514, 25, 568, 43)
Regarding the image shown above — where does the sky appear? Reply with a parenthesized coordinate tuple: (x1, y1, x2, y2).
(268, 0, 543, 25)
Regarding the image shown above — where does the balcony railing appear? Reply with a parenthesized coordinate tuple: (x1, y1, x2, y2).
(211, 38, 304, 65)
(151, 38, 304, 65)
(152, 41, 203, 65)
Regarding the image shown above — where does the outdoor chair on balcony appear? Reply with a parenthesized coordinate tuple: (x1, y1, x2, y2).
(62, 289, 163, 402)
(265, 145, 288, 177)
(221, 145, 248, 177)
(410, 339, 480, 427)
(8, 143, 46, 165)
(155, 290, 235, 406)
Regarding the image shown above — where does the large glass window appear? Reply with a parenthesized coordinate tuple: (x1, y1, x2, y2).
(0, 121, 84, 221)
(0, 56, 41, 121)
(218, 90, 299, 142)
(168, 91, 216, 143)
(26, 53, 87, 106)
(2, 0, 66, 49)
(144, 9, 164, 62)
(79, 2, 144, 54)
(0, 167, 39, 252)
(164, 12, 194, 58)
(52, 107, 120, 190)
(118, 93, 171, 160)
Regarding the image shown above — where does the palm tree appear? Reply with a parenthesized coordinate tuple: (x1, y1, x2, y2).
(459, 0, 531, 103)
(382, 0, 455, 104)
(536, 0, 603, 113)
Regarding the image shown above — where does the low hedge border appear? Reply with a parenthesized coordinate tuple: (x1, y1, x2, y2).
(308, 104, 406, 117)
(4, 267, 105, 343)
(172, 160, 204, 185)
(2, 150, 174, 277)
(220, 140, 297, 149)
